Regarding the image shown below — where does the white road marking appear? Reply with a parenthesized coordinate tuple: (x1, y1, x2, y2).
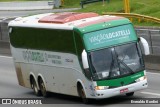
(0, 55, 12, 59)
(141, 92, 160, 97)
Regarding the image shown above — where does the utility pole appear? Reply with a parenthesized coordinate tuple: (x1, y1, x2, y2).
(124, 0, 130, 13)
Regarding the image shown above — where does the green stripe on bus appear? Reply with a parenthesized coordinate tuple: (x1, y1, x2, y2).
(83, 24, 137, 51)
(96, 71, 144, 87)
(74, 18, 131, 35)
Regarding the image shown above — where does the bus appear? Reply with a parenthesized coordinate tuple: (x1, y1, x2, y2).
(8, 12, 150, 103)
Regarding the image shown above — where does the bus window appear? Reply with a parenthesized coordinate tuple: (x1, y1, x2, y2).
(10, 27, 76, 54)
(89, 42, 145, 80)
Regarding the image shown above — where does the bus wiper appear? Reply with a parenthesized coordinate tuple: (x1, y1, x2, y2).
(114, 49, 134, 74)
(117, 58, 134, 74)
(109, 49, 119, 77)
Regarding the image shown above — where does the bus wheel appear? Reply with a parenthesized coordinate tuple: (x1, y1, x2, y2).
(31, 78, 41, 96)
(78, 85, 89, 104)
(126, 92, 134, 96)
(39, 78, 49, 97)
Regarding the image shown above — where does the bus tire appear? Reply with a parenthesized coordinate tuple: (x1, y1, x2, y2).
(30, 78, 41, 96)
(126, 92, 134, 96)
(77, 84, 90, 104)
(38, 78, 49, 97)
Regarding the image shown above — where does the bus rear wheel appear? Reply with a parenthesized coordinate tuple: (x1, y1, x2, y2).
(78, 84, 90, 104)
(31, 78, 41, 96)
(39, 78, 49, 97)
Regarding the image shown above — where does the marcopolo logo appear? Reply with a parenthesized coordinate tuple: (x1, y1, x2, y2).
(89, 29, 131, 44)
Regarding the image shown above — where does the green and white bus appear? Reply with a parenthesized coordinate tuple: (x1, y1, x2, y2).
(8, 12, 150, 103)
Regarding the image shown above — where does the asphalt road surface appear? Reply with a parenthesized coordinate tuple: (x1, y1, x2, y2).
(0, 55, 160, 107)
(0, 1, 53, 11)
(0, 9, 79, 19)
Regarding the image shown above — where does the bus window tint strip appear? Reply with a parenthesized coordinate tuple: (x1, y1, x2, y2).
(10, 27, 76, 54)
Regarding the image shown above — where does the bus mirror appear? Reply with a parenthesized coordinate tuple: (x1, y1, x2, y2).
(82, 50, 89, 69)
(139, 37, 150, 55)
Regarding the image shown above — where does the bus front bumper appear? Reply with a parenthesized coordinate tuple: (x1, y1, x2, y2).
(93, 79, 148, 99)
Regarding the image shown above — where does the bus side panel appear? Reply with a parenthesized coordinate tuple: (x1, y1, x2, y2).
(11, 46, 33, 88)
(33, 65, 59, 93)
(14, 63, 25, 87)
(20, 63, 34, 88)
(11, 46, 95, 98)
(54, 67, 79, 96)
(42, 52, 83, 96)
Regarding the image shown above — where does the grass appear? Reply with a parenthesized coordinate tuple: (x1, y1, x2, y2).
(61, 0, 160, 26)
(61, 0, 81, 8)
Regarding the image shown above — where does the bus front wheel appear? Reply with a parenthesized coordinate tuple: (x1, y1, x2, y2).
(78, 84, 90, 104)
(31, 78, 41, 96)
(39, 78, 49, 97)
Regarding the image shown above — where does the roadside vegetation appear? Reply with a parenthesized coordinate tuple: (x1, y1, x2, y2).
(0, 0, 159, 26)
(62, 0, 160, 26)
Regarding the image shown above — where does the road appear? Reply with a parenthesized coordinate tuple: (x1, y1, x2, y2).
(0, 9, 79, 19)
(0, 9, 54, 19)
(0, 55, 160, 107)
(0, 1, 53, 11)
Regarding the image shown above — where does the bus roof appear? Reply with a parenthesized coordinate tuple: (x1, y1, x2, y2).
(9, 12, 131, 33)
(38, 12, 99, 24)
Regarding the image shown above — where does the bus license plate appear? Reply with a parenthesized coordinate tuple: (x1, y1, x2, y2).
(120, 88, 128, 93)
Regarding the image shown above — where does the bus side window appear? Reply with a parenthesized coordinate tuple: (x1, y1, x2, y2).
(10, 27, 76, 54)
(74, 31, 83, 62)
(74, 31, 91, 80)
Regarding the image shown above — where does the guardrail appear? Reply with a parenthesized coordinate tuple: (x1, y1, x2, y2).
(135, 28, 160, 55)
(103, 12, 160, 24)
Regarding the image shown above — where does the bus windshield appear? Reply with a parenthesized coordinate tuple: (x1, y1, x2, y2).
(89, 42, 144, 80)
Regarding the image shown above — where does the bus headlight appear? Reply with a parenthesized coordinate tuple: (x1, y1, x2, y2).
(135, 76, 147, 82)
(95, 86, 109, 90)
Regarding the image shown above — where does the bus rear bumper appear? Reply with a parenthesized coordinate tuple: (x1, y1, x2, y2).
(93, 79, 148, 99)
